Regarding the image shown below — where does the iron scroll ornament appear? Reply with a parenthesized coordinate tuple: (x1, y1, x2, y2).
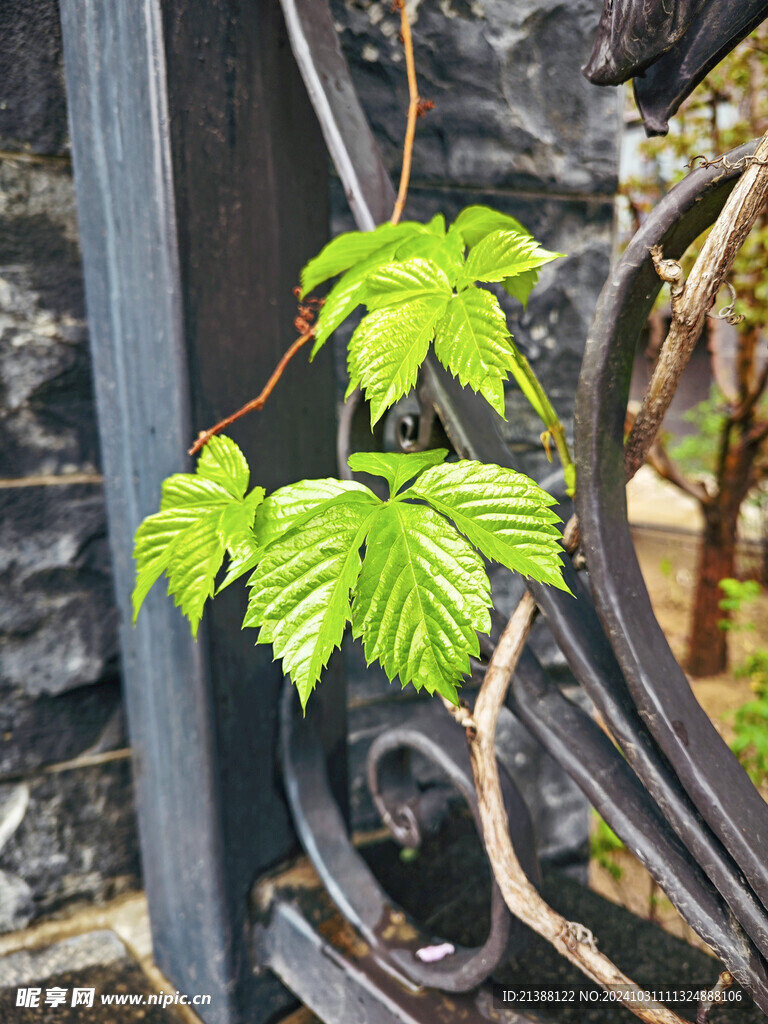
(584, 0, 768, 135)
(278, 0, 768, 1008)
(280, 679, 540, 991)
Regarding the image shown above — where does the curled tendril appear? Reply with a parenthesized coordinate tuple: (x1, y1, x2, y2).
(686, 154, 711, 170)
(708, 281, 746, 326)
(685, 153, 768, 173)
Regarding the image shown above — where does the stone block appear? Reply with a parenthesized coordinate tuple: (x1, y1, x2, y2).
(0, 680, 125, 780)
(0, 158, 99, 478)
(0, 930, 127, 987)
(0, 484, 118, 701)
(0, 761, 140, 933)
(0, 930, 193, 1023)
(0, 2, 69, 156)
(331, 0, 620, 194)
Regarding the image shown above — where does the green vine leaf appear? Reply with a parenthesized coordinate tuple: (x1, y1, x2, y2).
(352, 501, 491, 704)
(311, 243, 405, 354)
(501, 267, 540, 309)
(245, 499, 379, 709)
(434, 286, 517, 418)
(165, 513, 228, 634)
(347, 296, 449, 425)
(253, 478, 371, 547)
(300, 206, 565, 428)
(458, 228, 561, 289)
(363, 258, 452, 310)
(132, 436, 265, 635)
(393, 226, 465, 282)
(307, 222, 429, 356)
(453, 205, 529, 248)
(407, 460, 568, 591)
(300, 221, 424, 297)
(348, 448, 448, 496)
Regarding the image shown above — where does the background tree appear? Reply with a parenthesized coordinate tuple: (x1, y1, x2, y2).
(622, 24, 768, 676)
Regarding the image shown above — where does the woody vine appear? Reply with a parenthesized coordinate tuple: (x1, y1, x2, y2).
(132, 4, 768, 1022)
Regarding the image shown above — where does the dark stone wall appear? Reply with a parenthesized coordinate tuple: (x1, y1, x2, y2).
(0, 0, 618, 931)
(0, 0, 139, 933)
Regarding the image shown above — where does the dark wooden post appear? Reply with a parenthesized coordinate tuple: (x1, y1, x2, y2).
(59, 2, 340, 1021)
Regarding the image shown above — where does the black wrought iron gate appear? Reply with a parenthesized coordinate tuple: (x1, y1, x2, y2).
(58, 1, 768, 1023)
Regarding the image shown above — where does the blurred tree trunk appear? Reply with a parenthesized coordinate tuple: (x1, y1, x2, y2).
(687, 331, 767, 675)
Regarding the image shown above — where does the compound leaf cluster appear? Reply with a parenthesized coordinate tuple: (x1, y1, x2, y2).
(134, 438, 567, 710)
(132, 436, 266, 637)
(301, 206, 561, 425)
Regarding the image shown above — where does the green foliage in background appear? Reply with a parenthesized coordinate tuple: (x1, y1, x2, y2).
(590, 812, 625, 881)
(718, 577, 762, 632)
(730, 649, 768, 786)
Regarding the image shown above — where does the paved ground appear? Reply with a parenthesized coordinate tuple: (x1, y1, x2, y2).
(0, 897, 203, 1024)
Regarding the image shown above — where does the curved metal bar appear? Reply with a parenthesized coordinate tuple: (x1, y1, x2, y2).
(367, 715, 542, 981)
(583, 0, 702, 87)
(510, 646, 768, 1007)
(634, 2, 768, 136)
(575, 142, 768, 915)
(421, 352, 768, 969)
(530, 565, 768, 964)
(281, 679, 527, 992)
(279, 0, 395, 228)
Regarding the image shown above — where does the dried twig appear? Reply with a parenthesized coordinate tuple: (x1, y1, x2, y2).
(625, 131, 768, 481)
(696, 972, 733, 1024)
(456, 592, 691, 1024)
(645, 439, 712, 506)
(390, 0, 420, 225)
(189, 330, 314, 455)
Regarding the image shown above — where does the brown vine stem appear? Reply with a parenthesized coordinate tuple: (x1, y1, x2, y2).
(625, 130, 768, 482)
(188, 330, 314, 455)
(454, 591, 690, 1024)
(390, 0, 419, 225)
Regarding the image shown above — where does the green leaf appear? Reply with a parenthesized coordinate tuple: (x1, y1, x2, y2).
(424, 213, 447, 236)
(453, 205, 529, 248)
(166, 512, 227, 638)
(231, 452, 568, 709)
(393, 226, 465, 283)
(502, 266, 539, 309)
(459, 229, 562, 288)
(133, 435, 265, 627)
(348, 449, 448, 496)
(407, 460, 568, 591)
(160, 473, 234, 510)
(300, 221, 423, 296)
(253, 478, 372, 548)
(218, 531, 262, 592)
(311, 243, 399, 354)
(196, 435, 251, 497)
(353, 501, 491, 703)
(132, 508, 211, 619)
(363, 258, 452, 311)
(434, 286, 516, 418)
(217, 497, 263, 548)
(347, 295, 449, 425)
(245, 500, 377, 708)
